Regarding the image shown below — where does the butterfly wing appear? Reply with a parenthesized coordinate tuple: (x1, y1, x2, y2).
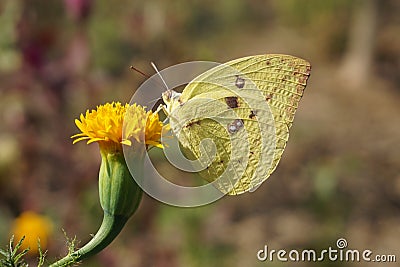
(168, 90, 276, 195)
(170, 54, 311, 195)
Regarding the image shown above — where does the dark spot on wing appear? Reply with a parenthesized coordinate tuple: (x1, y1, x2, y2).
(225, 96, 239, 108)
(235, 75, 245, 89)
(227, 123, 236, 133)
(299, 75, 308, 84)
(305, 65, 312, 75)
(227, 119, 244, 134)
(296, 85, 304, 94)
(249, 110, 256, 119)
(265, 94, 273, 101)
(234, 119, 244, 128)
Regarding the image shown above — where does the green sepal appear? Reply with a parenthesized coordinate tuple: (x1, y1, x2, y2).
(49, 146, 144, 267)
(99, 150, 142, 218)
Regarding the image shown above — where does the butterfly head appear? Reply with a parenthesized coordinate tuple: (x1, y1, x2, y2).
(162, 89, 182, 113)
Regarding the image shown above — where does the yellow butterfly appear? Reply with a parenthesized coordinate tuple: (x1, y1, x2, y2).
(161, 54, 311, 195)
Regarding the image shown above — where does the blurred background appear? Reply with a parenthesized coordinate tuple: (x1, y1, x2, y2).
(0, 0, 399, 266)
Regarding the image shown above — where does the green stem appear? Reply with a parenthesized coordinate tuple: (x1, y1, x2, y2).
(50, 143, 144, 266)
(49, 212, 128, 267)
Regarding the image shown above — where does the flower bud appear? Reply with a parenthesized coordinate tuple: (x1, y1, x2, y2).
(98, 148, 142, 219)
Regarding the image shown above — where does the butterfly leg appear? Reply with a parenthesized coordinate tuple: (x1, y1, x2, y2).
(155, 104, 169, 116)
(154, 104, 171, 125)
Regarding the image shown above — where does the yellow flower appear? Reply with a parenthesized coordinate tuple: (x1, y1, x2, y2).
(51, 102, 158, 266)
(11, 211, 53, 254)
(71, 102, 164, 151)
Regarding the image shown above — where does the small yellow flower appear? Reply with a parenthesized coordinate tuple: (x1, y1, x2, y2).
(71, 102, 164, 151)
(52, 102, 158, 266)
(11, 211, 53, 254)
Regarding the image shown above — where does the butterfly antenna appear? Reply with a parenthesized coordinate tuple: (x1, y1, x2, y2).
(130, 65, 151, 79)
(151, 62, 169, 91)
(130, 65, 164, 108)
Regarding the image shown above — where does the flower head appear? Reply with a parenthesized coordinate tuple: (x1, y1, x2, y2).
(71, 102, 164, 151)
(12, 211, 53, 254)
(58, 102, 152, 266)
